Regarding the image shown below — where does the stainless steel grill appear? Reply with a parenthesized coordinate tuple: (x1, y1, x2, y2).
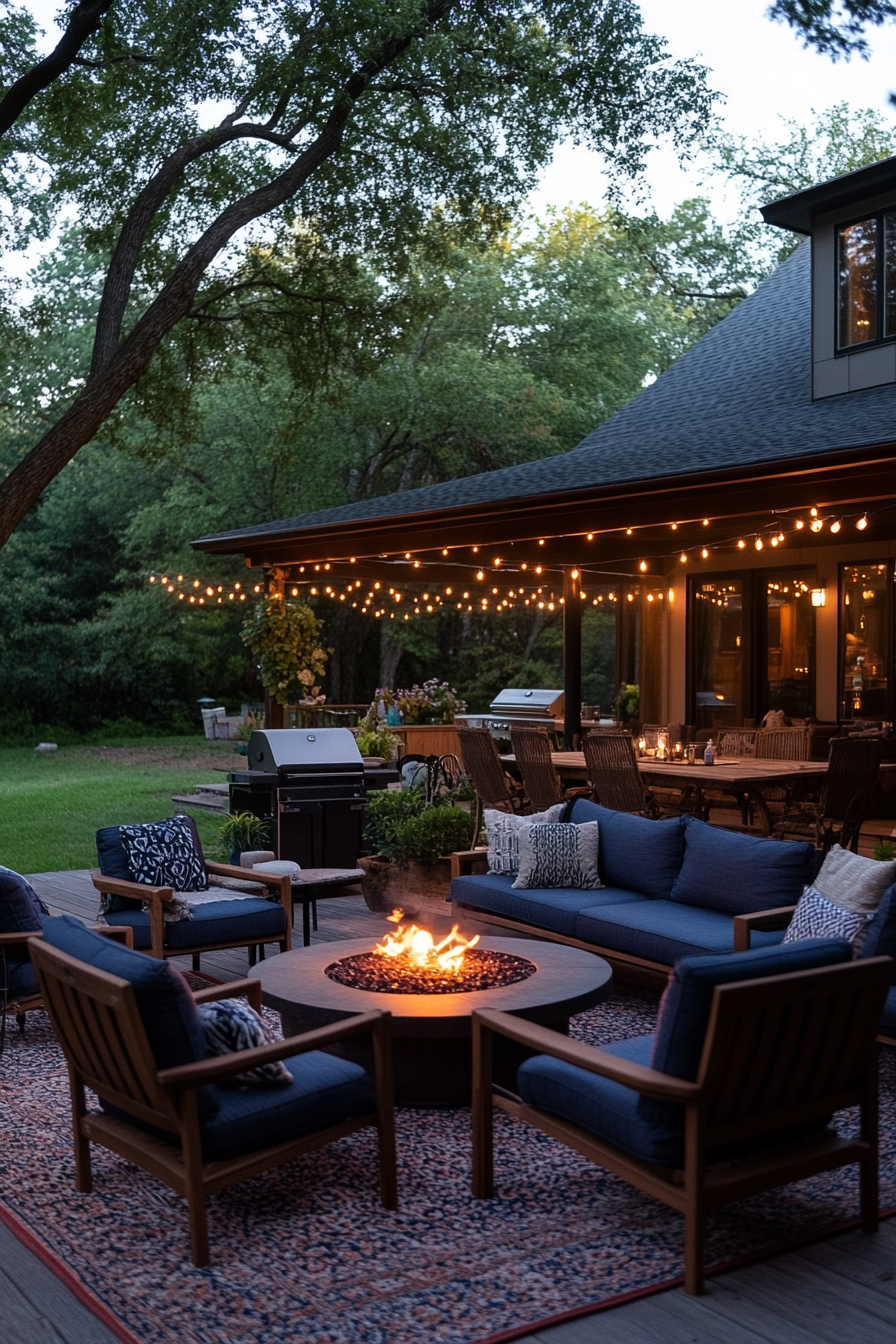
(229, 728, 366, 868)
(455, 688, 565, 743)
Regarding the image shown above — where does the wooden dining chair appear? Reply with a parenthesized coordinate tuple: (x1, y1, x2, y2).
(581, 729, 658, 817)
(457, 726, 527, 837)
(756, 726, 809, 760)
(509, 726, 590, 814)
(774, 735, 883, 852)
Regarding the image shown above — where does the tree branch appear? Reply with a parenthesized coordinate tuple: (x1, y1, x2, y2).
(0, 0, 115, 138)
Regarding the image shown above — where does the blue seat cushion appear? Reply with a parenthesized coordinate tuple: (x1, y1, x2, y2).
(567, 799, 686, 899)
(200, 1050, 375, 1162)
(451, 872, 647, 937)
(573, 900, 786, 964)
(669, 816, 815, 915)
(41, 915, 216, 1117)
(517, 1035, 684, 1165)
(4, 959, 39, 1000)
(881, 986, 896, 1038)
(104, 898, 287, 951)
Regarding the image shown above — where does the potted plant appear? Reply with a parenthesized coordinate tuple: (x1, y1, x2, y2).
(359, 790, 473, 913)
(219, 811, 271, 864)
(354, 722, 402, 764)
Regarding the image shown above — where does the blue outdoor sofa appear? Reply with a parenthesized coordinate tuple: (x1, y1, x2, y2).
(451, 798, 896, 994)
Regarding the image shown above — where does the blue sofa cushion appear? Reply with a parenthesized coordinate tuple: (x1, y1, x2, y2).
(574, 899, 786, 964)
(200, 1049, 375, 1162)
(4, 959, 39, 999)
(567, 799, 686, 900)
(41, 915, 217, 1117)
(517, 1035, 684, 1165)
(103, 898, 286, 951)
(452, 872, 647, 937)
(669, 816, 815, 915)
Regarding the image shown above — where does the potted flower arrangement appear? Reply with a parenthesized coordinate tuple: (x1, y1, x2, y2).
(359, 788, 473, 913)
(363, 679, 466, 727)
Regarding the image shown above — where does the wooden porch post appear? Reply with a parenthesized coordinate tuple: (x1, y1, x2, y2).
(563, 568, 582, 749)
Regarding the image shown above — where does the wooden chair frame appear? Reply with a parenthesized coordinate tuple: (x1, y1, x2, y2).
(91, 861, 293, 967)
(1, 926, 133, 1030)
(509, 725, 590, 814)
(457, 726, 527, 839)
(30, 939, 397, 1266)
(472, 957, 893, 1294)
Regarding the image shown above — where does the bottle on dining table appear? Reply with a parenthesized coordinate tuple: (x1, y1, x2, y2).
(704, 738, 715, 766)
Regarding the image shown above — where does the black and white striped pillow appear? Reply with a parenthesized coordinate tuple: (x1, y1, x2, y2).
(197, 1000, 293, 1086)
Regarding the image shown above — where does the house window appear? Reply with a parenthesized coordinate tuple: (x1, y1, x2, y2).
(837, 212, 896, 350)
(691, 578, 745, 730)
(840, 563, 892, 721)
(765, 573, 815, 719)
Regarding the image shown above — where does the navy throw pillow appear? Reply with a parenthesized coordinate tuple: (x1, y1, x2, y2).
(567, 797, 686, 899)
(119, 815, 207, 892)
(860, 884, 896, 965)
(669, 816, 815, 915)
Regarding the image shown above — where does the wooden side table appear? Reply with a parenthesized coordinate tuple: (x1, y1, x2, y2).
(289, 868, 365, 946)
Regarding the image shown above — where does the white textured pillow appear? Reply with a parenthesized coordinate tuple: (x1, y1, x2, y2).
(512, 821, 601, 891)
(782, 884, 872, 954)
(485, 805, 565, 876)
(814, 845, 895, 914)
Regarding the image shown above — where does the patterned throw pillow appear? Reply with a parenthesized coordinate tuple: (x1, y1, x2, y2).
(485, 805, 565, 875)
(782, 885, 872, 954)
(813, 845, 896, 914)
(197, 1000, 293, 1086)
(119, 815, 208, 892)
(512, 820, 601, 891)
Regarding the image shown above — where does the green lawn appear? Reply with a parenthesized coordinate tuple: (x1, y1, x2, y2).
(0, 737, 240, 874)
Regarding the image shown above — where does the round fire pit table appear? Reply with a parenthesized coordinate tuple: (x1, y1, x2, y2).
(255, 936, 612, 1107)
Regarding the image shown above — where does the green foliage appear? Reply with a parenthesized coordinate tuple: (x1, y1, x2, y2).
(240, 596, 328, 707)
(355, 726, 401, 759)
(218, 811, 271, 853)
(364, 788, 427, 856)
(873, 838, 895, 862)
(615, 683, 640, 723)
(392, 805, 473, 867)
(769, 1, 896, 59)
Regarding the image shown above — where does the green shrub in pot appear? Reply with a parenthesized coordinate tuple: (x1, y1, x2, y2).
(219, 811, 271, 863)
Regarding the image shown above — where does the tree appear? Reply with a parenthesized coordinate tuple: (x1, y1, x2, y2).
(0, 0, 714, 547)
(770, 1, 896, 59)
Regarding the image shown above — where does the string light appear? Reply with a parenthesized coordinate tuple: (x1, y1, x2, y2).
(856, 515, 868, 530)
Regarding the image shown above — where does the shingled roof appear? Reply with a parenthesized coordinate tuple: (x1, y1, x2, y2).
(195, 239, 896, 551)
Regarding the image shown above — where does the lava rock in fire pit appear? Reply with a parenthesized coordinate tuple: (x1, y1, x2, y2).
(324, 949, 537, 995)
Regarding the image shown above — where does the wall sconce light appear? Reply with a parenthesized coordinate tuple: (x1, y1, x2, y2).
(811, 586, 827, 608)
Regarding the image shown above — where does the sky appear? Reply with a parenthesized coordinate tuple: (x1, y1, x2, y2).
(529, 0, 896, 221)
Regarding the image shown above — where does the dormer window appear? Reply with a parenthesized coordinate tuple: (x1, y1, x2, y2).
(837, 212, 896, 350)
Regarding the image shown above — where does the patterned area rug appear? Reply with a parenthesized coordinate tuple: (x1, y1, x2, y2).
(1, 990, 894, 1344)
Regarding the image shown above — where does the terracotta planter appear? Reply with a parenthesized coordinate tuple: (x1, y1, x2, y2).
(358, 855, 452, 917)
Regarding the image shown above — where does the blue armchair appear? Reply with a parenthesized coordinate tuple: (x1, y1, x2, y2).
(472, 939, 892, 1294)
(91, 815, 291, 969)
(31, 916, 396, 1266)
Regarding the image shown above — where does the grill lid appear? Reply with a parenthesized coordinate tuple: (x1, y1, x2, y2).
(487, 688, 564, 718)
(247, 728, 363, 773)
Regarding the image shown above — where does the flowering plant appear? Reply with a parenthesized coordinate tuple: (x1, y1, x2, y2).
(362, 680, 466, 727)
(241, 596, 329, 707)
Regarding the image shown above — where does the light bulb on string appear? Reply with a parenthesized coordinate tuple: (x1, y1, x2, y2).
(856, 514, 868, 530)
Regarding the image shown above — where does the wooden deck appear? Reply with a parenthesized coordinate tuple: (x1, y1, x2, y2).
(7, 869, 896, 1344)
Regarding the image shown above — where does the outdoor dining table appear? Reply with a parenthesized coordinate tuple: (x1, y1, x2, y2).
(502, 752, 831, 837)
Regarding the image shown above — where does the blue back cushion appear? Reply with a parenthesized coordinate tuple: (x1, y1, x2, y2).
(567, 798, 686, 899)
(0, 866, 49, 933)
(669, 816, 815, 915)
(861, 883, 896, 968)
(96, 816, 206, 912)
(40, 915, 217, 1116)
(650, 937, 852, 1085)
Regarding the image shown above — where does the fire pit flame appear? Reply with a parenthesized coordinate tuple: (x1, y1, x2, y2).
(374, 908, 480, 974)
